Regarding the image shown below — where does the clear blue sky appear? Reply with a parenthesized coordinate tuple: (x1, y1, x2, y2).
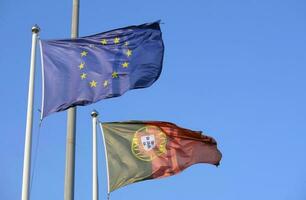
(1, 0, 306, 199)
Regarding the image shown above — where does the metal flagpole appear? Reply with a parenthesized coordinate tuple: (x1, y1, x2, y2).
(64, 0, 79, 200)
(21, 25, 40, 200)
(91, 110, 99, 200)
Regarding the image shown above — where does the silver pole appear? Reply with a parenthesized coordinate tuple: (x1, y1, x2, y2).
(21, 25, 40, 200)
(91, 110, 99, 200)
(64, 0, 79, 200)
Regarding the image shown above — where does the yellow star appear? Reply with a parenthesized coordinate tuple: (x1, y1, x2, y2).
(112, 71, 119, 78)
(124, 41, 129, 46)
(89, 80, 97, 87)
(79, 62, 85, 69)
(81, 50, 88, 57)
(103, 80, 109, 87)
(114, 37, 120, 44)
(122, 62, 129, 68)
(126, 49, 132, 57)
(101, 39, 107, 45)
(80, 73, 87, 80)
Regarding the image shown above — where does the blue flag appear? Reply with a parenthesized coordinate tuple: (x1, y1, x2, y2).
(40, 22, 164, 118)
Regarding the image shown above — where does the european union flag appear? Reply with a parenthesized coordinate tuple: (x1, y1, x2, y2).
(40, 22, 164, 118)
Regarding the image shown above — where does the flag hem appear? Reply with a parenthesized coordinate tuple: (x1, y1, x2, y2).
(99, 122, 111, 194)
(41, 21, 161, 42)
(39, 40, 45, 120)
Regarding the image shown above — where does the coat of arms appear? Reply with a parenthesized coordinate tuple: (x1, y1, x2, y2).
(131, 125, 167, 161)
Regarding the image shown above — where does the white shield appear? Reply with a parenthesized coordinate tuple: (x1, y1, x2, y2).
(141, 135, 156, 151)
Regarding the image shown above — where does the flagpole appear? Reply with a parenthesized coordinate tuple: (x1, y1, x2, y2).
(91, 110, 99, 200)
(21, 24, 40, 200)
(64, 0, 79, 200)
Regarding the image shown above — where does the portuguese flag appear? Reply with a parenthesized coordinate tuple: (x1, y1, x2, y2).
(100, 121, 222, 192)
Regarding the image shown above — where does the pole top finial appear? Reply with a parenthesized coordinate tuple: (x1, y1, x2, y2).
(91, 110, 99, 118)
(32, 24, 40, 33)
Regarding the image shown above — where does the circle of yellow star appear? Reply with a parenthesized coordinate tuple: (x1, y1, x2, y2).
(112, 71, 119, 78)
(80, 73, 87, 80)
(81, 51, 88, 57)
(122, 62, 129, 68)
(114, 37, 120, 44)
(103, 80, 109, 87)
(89, 80, 97, 87)
(126, 49, 132, 57)
(79, 62, 85, 69)
(101, 39, 107, 45)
